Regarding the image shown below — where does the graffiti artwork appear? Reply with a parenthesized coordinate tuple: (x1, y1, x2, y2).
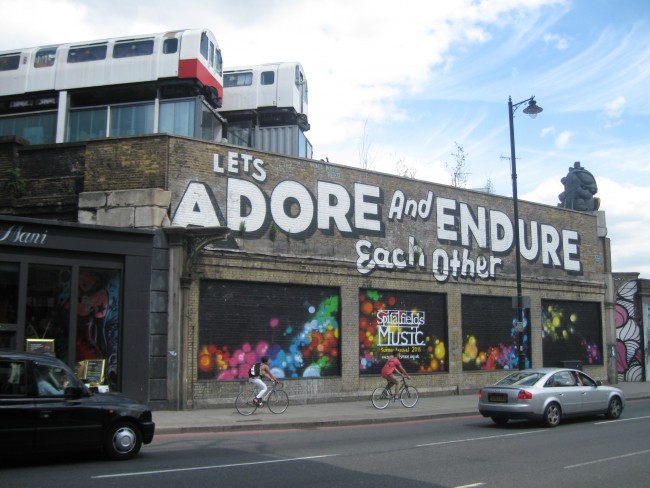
(359, 289, 447, 375)
(198, 281, 340, 380)
(541, 299, 603, 367)
(615, 280, 644, 381)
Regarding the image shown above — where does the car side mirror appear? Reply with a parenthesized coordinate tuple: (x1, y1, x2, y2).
(595, 380, 603, 386)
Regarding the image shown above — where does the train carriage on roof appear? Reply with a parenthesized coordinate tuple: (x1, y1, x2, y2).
(0, 29, 224, 144)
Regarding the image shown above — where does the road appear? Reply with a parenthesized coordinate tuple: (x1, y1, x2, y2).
(2, 399, 649, 488)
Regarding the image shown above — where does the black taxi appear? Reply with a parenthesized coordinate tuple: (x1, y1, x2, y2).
(0, 351, 155, 460)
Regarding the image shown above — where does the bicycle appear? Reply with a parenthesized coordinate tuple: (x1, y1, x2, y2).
(235, 381, 289, 416)
(371, 376, 419, 409)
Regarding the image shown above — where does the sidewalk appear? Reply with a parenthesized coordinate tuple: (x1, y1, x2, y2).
(152, 381, 650, 435)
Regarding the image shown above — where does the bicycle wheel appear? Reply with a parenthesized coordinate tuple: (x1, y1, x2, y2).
(400, 385, 419, 408)
(371, 387, 390, 409)
(267, 389, 289, 414)
(235, 389, 258, 416)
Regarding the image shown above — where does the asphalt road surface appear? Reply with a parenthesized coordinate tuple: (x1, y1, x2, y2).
(2, 399, 649, 488)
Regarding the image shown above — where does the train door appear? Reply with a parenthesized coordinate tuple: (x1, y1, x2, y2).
(25, 47, 58, 93)
(257, 64, 279, 108)
(158, 31, 182, 78)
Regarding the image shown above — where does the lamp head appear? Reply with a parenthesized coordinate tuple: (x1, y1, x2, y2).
(523, 99, 543, 119)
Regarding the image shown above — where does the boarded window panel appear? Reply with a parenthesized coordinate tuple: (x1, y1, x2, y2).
(198, 280, 341, 380)
(541, 299, 603, 367)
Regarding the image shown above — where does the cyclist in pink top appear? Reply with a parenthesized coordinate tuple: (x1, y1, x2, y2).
(381, 350, 410, 399)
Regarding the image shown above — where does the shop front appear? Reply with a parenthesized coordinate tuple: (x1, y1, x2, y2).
(0, 215, 154, 402)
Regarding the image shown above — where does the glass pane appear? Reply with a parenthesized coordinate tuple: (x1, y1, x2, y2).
(0, 112, 57, 144)
(110, 103, 154, 137)
(163, 38, 178, 54)
(0, 262, 19, 325)
(261, 71, 275, 85)
(67, 44, 107, 63)
(159, 100, 195, 137)
(0, 54, 20, 71)
(200, 32, 209, 60)
(67, 107, 107, 142)
(34, 48, 56, 68)
(75, 268, 121, 391)
(224, 72, 252, 87)
(26, 265, 71, 361)
(200, 103, 219, 142)
(113, 40, 154, 58)
(226, 122, 251, 147)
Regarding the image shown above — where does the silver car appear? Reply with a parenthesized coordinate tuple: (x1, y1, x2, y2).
(478, 368, 624, 427)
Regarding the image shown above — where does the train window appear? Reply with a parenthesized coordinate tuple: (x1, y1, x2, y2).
(209, 41, 214, 67)
(67, 44, 107, 63)
(200, 33, 209, 61)
(34, 48, 56, 68)
(261, 71, 275, 85)
(113, 40, 154, 58)
(224, 72, 253, 87)
(0, 54, 20, 71)
(163, 38, 178, 54)
(216, 49, 223, 76)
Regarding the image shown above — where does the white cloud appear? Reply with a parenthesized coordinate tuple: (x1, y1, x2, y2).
(543, 32, 570, 50)
(541, 126, 556, 137)
(554, 130, 572, 148)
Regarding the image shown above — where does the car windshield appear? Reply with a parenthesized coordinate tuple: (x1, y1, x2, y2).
(495, 372, 544, 386)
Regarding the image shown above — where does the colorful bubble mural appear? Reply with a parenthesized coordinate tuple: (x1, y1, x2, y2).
(198, 281, 340, 380)
(461, 295, 530, 370)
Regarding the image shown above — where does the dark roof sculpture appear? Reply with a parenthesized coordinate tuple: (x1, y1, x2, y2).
(558, 161, 600, 211)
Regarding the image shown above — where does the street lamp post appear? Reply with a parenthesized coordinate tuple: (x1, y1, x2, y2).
(508, 96, 542, 370)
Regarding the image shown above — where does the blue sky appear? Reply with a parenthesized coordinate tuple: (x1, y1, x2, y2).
(3, 0, 649, 277)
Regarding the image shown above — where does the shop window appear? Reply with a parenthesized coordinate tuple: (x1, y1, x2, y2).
(75, 268, 122, 392)
(26, 265, 71, 361)
(0, 262, 19, 350)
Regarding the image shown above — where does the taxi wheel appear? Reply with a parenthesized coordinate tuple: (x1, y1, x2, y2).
(104, 420, 143, 460)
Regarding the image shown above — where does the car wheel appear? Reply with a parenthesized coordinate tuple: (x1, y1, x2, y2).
(491, 417, 509, 426)
(605, 396, 623, 419)
(542, 402, 561, 427)
(104, 420, 143, 460)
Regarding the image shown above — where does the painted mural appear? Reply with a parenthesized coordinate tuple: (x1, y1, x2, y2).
(461, 295, 530, 370)
(172, 151, 592, 282)
(541, 299, 603, 368)
(197, 281, 340, 380)
(615, 280, 644, 381)
(359, 289, 447, 375)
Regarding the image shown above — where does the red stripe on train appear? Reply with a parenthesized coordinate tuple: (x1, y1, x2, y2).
(178, 58, 223, 100)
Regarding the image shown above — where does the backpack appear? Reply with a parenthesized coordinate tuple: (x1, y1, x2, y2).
(249, 362, 261, 378)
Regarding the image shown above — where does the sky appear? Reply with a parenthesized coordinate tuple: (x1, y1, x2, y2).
(2, 0, 649, 278)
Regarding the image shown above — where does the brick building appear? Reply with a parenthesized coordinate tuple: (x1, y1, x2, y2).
(0, 134, 619, 410)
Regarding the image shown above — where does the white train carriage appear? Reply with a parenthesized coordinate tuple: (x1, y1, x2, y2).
(219, 62, 311, 158)
(0, 29, 223, 104)
(220, 62, 308, 126)
(0, 29, 224, 145)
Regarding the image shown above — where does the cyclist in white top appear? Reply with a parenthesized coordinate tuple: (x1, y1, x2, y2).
(248, 356, 279, 406)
